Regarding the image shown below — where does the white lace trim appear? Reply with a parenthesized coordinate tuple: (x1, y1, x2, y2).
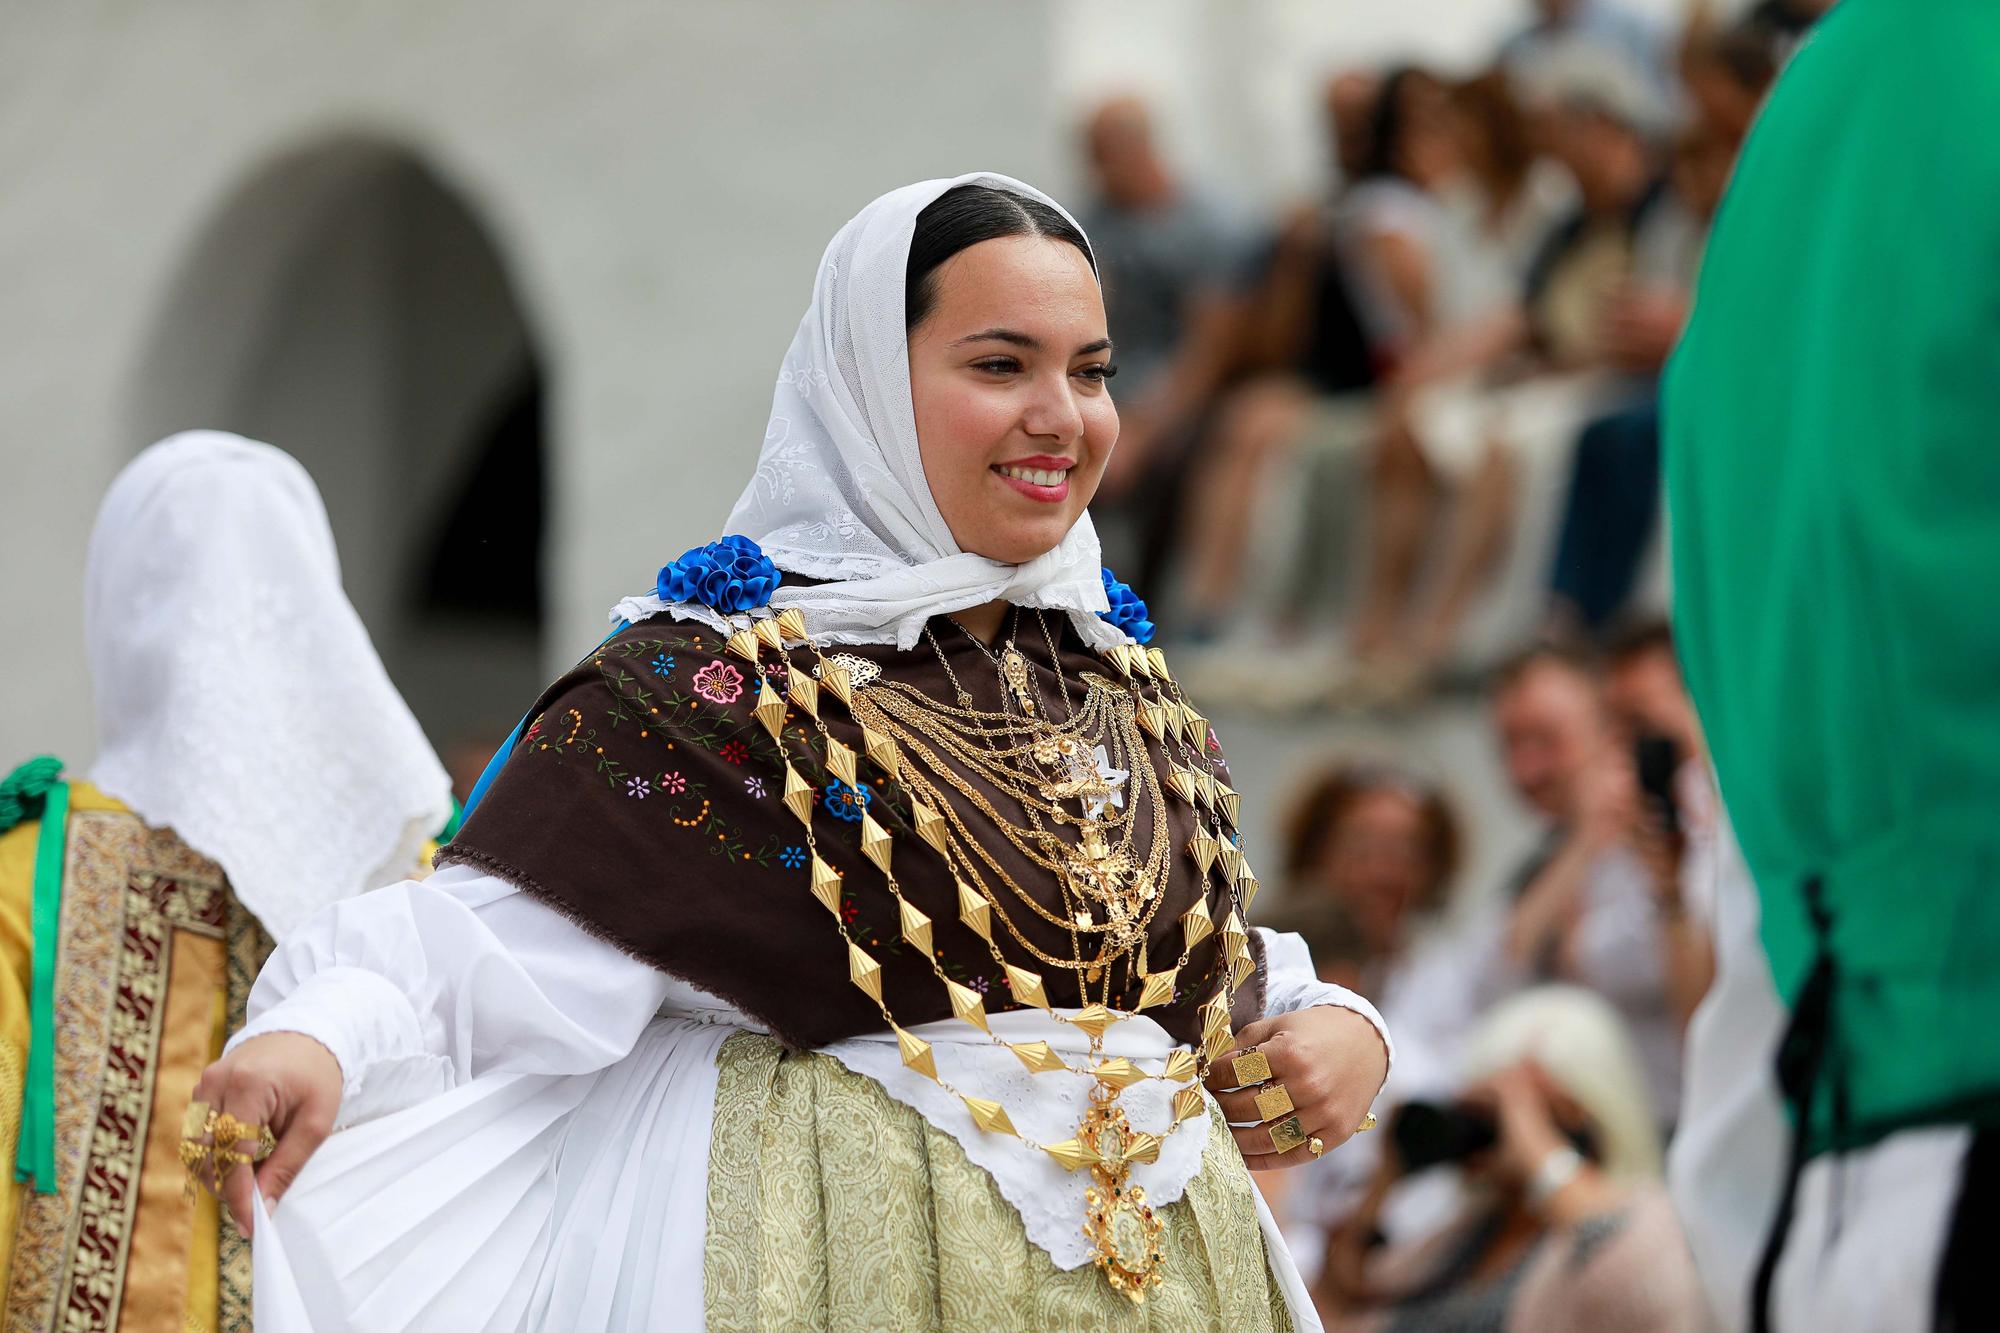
(820, 1010, 1209, 1271)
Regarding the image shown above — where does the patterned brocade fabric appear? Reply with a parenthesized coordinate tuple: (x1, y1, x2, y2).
(703, 1033, 1294, 1332)
(0, 794, 272, 1333)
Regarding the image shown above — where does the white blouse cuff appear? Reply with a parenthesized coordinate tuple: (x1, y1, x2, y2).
(226, 965, 455, 1127)
(1256, 926, 1395, 1079)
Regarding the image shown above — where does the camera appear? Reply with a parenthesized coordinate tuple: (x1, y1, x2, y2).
(1391, 1100, 1600, 1174)
(1633, 733, 1681, 840)
(1391, 1100, 1499, 1173)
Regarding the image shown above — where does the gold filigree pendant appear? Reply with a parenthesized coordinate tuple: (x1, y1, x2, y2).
(814, 653, 881, 690)
(1001, 646, 1037, 716)
(1079, 1084, 1167, 1303)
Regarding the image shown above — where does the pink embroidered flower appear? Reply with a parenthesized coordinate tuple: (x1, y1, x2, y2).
(660, 771, 687, 795)
(691, 660, 745, 704)
(719, 740, 750, 766)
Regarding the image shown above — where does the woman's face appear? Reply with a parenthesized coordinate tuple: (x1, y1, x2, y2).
(908, 236, 1118, 565)
(1317, 789, 1434, 949)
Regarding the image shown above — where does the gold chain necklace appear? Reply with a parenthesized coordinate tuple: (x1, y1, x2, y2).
(916, 625, 1167, 964)
(721, 608, 1262, 1304)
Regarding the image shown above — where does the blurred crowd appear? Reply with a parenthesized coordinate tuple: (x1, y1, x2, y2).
(1071, 1, 1837, 1327)
(1081, 0, 1819, 713)
(1254, 626, 1736, 1329)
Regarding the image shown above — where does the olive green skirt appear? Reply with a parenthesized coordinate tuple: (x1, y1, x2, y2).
(703, 1033, 1296, 1331)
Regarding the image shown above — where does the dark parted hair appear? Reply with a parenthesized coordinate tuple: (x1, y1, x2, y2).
(905, 184, 1096, 331)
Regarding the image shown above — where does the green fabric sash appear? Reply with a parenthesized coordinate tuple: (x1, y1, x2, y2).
(0, 756, 68, 1193)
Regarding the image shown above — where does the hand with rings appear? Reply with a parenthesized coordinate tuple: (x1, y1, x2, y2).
(1203, 1005, 1388, 1172)
(185, 1031, 345, 1237)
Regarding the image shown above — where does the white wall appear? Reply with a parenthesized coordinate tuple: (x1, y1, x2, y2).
(0, 0, 1061, 767)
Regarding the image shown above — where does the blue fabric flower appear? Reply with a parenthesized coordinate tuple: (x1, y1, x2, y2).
(822, 780, 872, 822)
(779, 845, 808, 869)
(655, 535, 783, 614)
(1097, 568, 1155, 645)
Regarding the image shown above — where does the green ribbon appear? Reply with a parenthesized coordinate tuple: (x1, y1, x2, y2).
(16, 775, 66, 1193)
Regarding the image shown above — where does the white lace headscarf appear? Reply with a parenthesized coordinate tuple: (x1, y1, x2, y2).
(613, 173, 1126, 652)
(86, 431, 454, 938)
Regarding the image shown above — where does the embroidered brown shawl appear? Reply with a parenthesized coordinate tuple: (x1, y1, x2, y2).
(440, 613, 1263, 1050)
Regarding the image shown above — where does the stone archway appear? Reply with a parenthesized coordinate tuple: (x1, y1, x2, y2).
(127, 136, 549, 781)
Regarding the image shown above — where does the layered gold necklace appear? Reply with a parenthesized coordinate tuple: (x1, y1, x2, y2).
(720, 605, 1260, 1304)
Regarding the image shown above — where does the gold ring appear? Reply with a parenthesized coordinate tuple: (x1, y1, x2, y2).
(1269, 1115, 1307, 1154)
(205, 1110, 276, 1162)
(177, 1104, 277, 1200)
(1308, 1136, 1326, 1157)
(1253, 1082, 1295, 1123)
(1356, 1111, 1379, 1134)
(1230, 1048, 1272, 1088)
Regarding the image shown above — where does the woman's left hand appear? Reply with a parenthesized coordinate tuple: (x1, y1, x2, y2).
(1205, 1005, 1389, 1172)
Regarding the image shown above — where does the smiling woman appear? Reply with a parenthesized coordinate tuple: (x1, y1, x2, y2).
(196, 174, 1391, 1332)
(907, 185, 1120, 575)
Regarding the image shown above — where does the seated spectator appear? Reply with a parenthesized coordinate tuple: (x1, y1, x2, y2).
(1547, 36, 1775, 635)
(1488, 645, 1713, 1129)
(1316, 986, 1708, 1332)
(1275, 762, 1465, 1040)
(1257, 762, 1475, 1282)
(1341, 57, 1680, 694)
(1073, 95, 1258, 596)
(1175, 67, 1507, 647)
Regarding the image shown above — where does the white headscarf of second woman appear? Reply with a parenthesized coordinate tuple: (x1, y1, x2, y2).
(614, 173, 1125, 652)
(86, 431, 455, 938)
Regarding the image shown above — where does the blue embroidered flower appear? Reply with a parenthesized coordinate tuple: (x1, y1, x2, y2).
(822, 779, 872, 822)
(651, 653, 675, 675)
(656, 534, 783, 614)
(1097, 568, 1155, 645)
(779, 845, 807, 869)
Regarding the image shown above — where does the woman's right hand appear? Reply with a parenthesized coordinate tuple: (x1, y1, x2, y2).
(190, 1032, 344, 1236)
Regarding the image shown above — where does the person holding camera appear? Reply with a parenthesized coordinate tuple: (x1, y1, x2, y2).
(1488, 644, 1715, 1131)
(1601, 622, 1722, 1027)
(1314, 986, 1707, 1332)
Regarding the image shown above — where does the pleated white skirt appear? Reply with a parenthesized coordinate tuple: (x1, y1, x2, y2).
(253, 1016, 732, 1331)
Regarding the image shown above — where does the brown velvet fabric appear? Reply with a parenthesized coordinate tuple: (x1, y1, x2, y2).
(440, 611, 1263, 1050)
